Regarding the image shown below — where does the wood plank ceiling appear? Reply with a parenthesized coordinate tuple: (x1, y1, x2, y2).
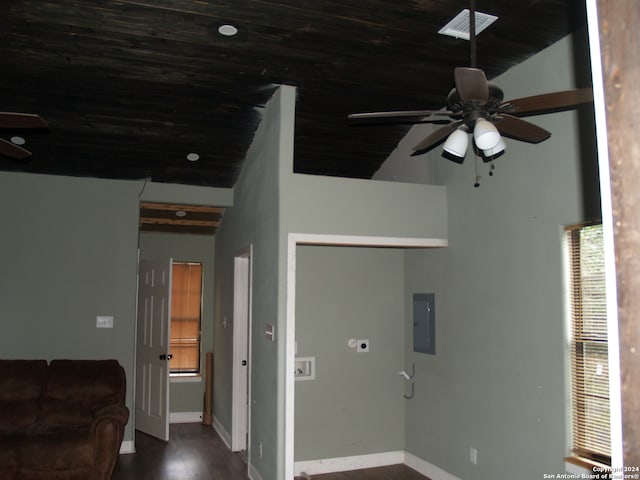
(139, 202, 224, 235)
(0, 0, 587, 188)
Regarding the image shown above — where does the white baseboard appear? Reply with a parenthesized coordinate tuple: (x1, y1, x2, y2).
(293, 451, 460, 480)
(170, 411, 203, 424)
(404, 452, 462, 480)
(294, 451, 405, 476)
(249, 463, 265, 480)
(212, 415, 232, 450)
(119, 440, 136, 454)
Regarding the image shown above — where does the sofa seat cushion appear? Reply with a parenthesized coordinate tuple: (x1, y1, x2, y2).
(0, 360, 47, 433)
(16, 428, 94, 472)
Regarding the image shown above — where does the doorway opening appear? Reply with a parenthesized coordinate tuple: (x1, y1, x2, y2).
(285, 234, 447, 479)
(232, 247, 253, 460)
(134, 202, 222, 444)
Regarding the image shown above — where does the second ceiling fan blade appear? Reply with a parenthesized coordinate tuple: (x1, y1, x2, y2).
(501, 88, 593, 116)
(412, 121, 462, 154)
(494, 114, 551, 143)
(0, 112, 48, 130)
(0, 137, 32, 159)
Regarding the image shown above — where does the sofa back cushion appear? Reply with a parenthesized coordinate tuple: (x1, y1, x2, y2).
(40, 359, 126, 427)
(0, 360, 48, 432)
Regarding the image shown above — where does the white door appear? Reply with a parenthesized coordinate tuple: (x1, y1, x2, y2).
(135, 258, 173, 441)
(232, 250, 251, 453)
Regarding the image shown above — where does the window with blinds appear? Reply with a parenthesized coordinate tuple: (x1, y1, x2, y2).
(170, 262, 203, 374)
(565, 222, 610, 465)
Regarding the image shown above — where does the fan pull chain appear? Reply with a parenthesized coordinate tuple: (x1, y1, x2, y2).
(474, 157, 496, 187)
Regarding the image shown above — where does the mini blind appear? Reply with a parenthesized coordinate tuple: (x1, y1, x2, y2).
(566, 223, 610, 465)
(170, 262, 203, 374)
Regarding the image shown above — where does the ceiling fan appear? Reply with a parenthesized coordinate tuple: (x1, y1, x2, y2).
(348, 1, 593, 163)
(0, 112, 48, 160)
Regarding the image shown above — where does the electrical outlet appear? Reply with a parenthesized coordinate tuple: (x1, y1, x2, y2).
(294, 357, 316, 380)
(96, 316, 114, 328)
(470, 447, 477, 465)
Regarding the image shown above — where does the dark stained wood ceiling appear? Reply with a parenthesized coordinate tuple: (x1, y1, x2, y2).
(0, 0, 588, 188)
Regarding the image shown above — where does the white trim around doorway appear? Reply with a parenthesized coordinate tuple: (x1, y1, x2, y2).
(284, 233, 448, 480)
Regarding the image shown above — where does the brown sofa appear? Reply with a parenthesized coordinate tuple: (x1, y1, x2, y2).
(0, 359, 129, 480)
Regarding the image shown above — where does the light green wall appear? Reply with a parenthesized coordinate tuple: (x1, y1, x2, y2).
(286, 174, 447, 239)
(0, 171, 233, 445)
(0, 172, 140, 442)
(376, 31, 600, 479)
(140, 181, 233, 207)
(214, 81, 448, 479)
(294, 245, 406, 460)
(138, 231, 215, 413)
(214, 86, 291, 480)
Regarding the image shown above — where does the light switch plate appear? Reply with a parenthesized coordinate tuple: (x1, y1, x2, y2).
(265, 323, 275, 341)
(96, 316, 114, 328)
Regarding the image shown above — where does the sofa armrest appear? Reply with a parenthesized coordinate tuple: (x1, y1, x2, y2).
(90, 406, 129, 480)
(93, 404, 129, 427)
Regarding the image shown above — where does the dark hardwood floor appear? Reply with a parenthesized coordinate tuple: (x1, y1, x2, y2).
(296, 464, 430, 480)
(112, 423, 249, 480)
(113, 423, 430, 480)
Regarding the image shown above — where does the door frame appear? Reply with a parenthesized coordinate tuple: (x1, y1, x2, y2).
(232, 246, 253, 454)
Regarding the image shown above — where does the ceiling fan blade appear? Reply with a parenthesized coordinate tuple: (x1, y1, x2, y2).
(348, 109, 455, 122)
(494, 114, 551, 143)
(454, 67, 489, 102)
(500, 88, 593, 116)
(0, 138, 32, 159)
(0, 112, 48, 129)
(412, 121, 463, 155)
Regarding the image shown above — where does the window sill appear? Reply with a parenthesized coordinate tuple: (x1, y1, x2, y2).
(565, 456, 610, 476)
(170, 374, 202, 383)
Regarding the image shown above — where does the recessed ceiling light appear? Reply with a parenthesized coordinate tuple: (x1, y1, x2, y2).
(186, 152, 200, 162)
(10, 136, 26, 145)
(218, 24, 238, 37)
(175, 210, 187, 217)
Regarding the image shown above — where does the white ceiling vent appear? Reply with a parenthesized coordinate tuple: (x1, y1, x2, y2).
(438, 9, 498, 40)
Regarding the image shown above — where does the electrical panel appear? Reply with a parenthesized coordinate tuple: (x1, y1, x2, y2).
(413, 293, 435, 354)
